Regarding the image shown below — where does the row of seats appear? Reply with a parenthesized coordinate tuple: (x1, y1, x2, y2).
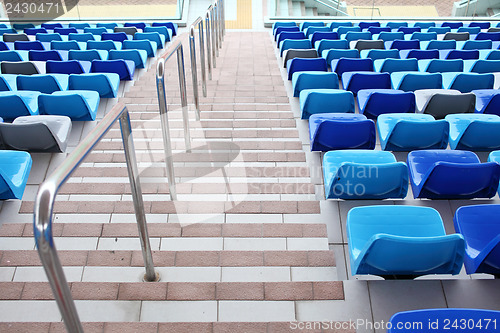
(0, 60, 134, 81)
(299, 87, 497, 119)
(347, 203, 500, 277)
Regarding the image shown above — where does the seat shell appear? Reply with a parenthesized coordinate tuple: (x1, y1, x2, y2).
(38, 90, 100, 121)
(357, 89, 415, 119)
(446, 114, 500, 151)
(299, 89, 354, 119)
(0, 150, 32, 200)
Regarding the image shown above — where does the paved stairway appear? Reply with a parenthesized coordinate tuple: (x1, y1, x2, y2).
(0, 32, 353, 332)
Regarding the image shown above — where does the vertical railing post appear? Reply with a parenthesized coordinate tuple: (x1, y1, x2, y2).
(189, 26, 201, 121)
(199, 21, 207, 97)
(176, 46, 192, 152)
(119, 110, 157, 282)
(156, 58, 177, 200)
(206, 9, 213, 80)
(214, 1, 219, 57)
(221, 0, 226, 38)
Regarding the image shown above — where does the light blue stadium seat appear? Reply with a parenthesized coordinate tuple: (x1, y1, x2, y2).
(315, 39, 349, 55)
(134, 32, 165, 49)
(122, 39, 157, 58)
(408, 32, 437, 41)
(421, 39, 456, 50)
(279, 39, 312, 57)
(464, 59, 500, 73)
(342, 71, 391, 95)
(389, 309, 500, 332)
(0, 91, 40, 120)
(309, 113, 375, 151)
(304, 26, 330, 38)
(50, 40, 84, 51)
(377, 114, 449, 151)
(357, 89, 415, 119)
(90, 59, 135, 81)
(16, 74, 69, 94)
(454, 204, 500, 276)
(323, 150, 408, 199)
(68, 73, 120, 98)
(374, 58, 418, 73)
(360, 49, 399, 61)
(347, 205, 465, 277)
(407, 149, 500, 199)
(458, 39, 492, 50)
(36, 33, 63, 42)
(418, 59, 464, 72)
(375, 31, 404, 42)
(299, 89, 354, 119)
(413, 22, 436, 29)
(84, 27, 108, 36)
(0, 151, 32, 200)
(391, 71, 442, 91)
(446, 114, 500, 151)
(109, 49, 147, 68)
(87, 40, 121, 51)
(292, 71, 339, 97)
(38, 90, 100, 121)
(442, 72, 494, 92)
(68, 49, 108, 62)
(473, 89, 500, 115)
(343, 31, 372, 44)
(144, 26, 172, 42)
(68, 33, 95, 43)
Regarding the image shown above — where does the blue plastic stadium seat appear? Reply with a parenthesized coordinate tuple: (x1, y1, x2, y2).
(336, 26, 361, 35)
(388, 39, 419, 51)
(122, 40, 157, 58)
(134, 32, 165, 49)
(315, 40, 349, 55)
(0, 42, 9, 51)
(458, 39, 492, 50)
(310, 32, 338, 46)
(374, 58, 418, 73)
(386, 22, 408, 29)
(68, 33, 96, 42)
(286, 57, 327, 80)
(323, 49, 360, 67)
(300, 22, 325, 31)
(473, 89, 500, 115)
(328, 22, 353, 29)
(70, 23, 91, 29)
(457, 26, 481, 34)
(331, 57, 372, 77)
(16, 74, 69, 94)
(0, 91, 40, 120)
(378, 114, 449, 151)
(358, 22, 380, 30)
(446, 114, 500, 151)
(464, 59, 500, 73)
(13, 23, 35, 30)
(274, 26, 300, 40)
(343, 31, 372, 44)
(299, 89, 354, 119)
(28, 50, 64, 61)
(125, 22, 146, 31)
(97, 23, 119, 30)
(42, 23, 63, 30)
(14, 41, 44, 51)
(102, 32, 129, 43)
(0, 51, 25, 62)
(87, 40, 121, 51)
(357, 89, 415, 119)
(54, 27, 78, 36)
(481, 50, 500, 60)
(272, 22, 298, 34)
(402, 49, 439, 60)
(84, 27, 108, 36)
(389, 309, 500, 332)
(475, 32, 500, 41)
(342, 72, 391, 95)
(391, 71, 443, 91)
(279, 39, 312, 57)
(428, 26, 452, 34)
(24, 28, 48, 35)
(398, 27, 421, 34)
(304, 26, 330, 38)
(144, 26, 172, 42)
(36, 33, 63, 42)
(414, 22, 436, 29)
(409, 32, 437, 41)
(442, 72, 494, 92)
(109, 49, 147, 68)
(415, 89, 475, 119)
(68, 50, 108, 62)
(38, 90, 99, 121)
(443, 49, 480, 60)
(90, 59, 135, 81)
(152, 22, 178, 36)
(68, 73, 120, 98)
(0, 151, 32, 200)
(323, 150, 408, 199)
(469, 22, 490, 29)
(292, 71, 339, 97)
(277, 31, 306, 47)
(50, 40, 83, 51)
(407, 149, 500, 199)
(0, 75, 17, 91)
(418, 59, 464, 73)
(454, 204, 500, 276)
(367, 27, 391, 35)
(376, 31, 404, 42)
(361, 49, 399, 61)
(347, 205, 465, 277)
(422, 39, 457, 50)
(46, 60, 90, 75)
(309, 113, 375, 151)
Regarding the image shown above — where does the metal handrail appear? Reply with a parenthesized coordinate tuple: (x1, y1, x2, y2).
(205, 7, 213, 79)
(33, 102, 157, 333)
(189, 16, 207, 120)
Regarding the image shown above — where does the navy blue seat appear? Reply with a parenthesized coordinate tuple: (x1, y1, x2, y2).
(389, 309, 500, 332)
(407, 150, 500, 199)
(342, 72, 391, 95)
(388, 39, 419, 51)
(0, 42, 8, 51)
(91, 59, 135, 81)
(287, 58, 327, 80)
(16, 74, 68, 94)
(367, 27, 391, 34)
(24, 28, 48, 35)
(444, 49, 479, 60)
(358, 22, 380, 30)
(125, 22, 146, 31)
(54, 27, 78, 36)
(469, 22, 490, 29)
(323, 49, 359, 67)
(46, 60, 90, 75)
(442, 22, 463, 29)
(151, 22, 178, 37)
(274, 26, 300, 40)
(277, 31, 306, 47)
(28, 50, 63, 61)
(357, 89, 415, 119)
(14, 41, 44, 51)
(331, 58, 373, 77)
(347, 206, 465, 278)
(398, 27, 420, 34)
(473, 89, 500, 115)
(402, 49, 439, 60)
(475, 31, 500, 41)
(42, 23, 63, 29)
(309, 113, 375, 151)
(102, 32, 129, 43)
(310, 32, 338, 46)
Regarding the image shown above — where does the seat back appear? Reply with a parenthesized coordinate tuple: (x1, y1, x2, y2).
(0, 50, 24, 62)
(389, 39, 419, 51)
(91, 59, 134, 80)
(446, 49, 479, 60)
(425, 93, 475, 119)
(360, 90, 415, 119)
(283, 49, 318, 68)
(378, 58, 418, 73)
(29, 50, 63, 61)
(87, 40, 118, 51)
(475, 32, 500, 41)
(124, 22, 146, 30)
(38, 92, 97, 120)
(469, 59, 500, 73)
(0, 92, 38, 120)
(410, 32, 437, 41)
(84, 27, 107, 36)
(287, 58, 327, 80)
(332, 58, 372, 76)
(68, 33, 95, 42)
(277, 31, 306, 46)
(311, 118, 375, 151)
(36, 32, 63, 42)
(68, 50, 105, 62)
(3, 33, 29, 42)
(425, 59, 463, 73)
(51, 40, 82, 51)
(405, 49, 439, 60)
(274, 26, 300, 40)
(386, 119, 449, 151)
(364, 49, 399, 61)
(343, 72, 391, 95)
(102, 32, 128, 43)
(115, 27, 138, 36)
(310, 32, 338, 46)
(1, 61, 40, 75)
(14, 41, 44, 51)
(461, 40, 492, 50)
(443, 32, 470, 41)
(316, 39, 349, 54)
(0, 122, 59, 152)
(447, 73, 494, 93)
(457, 121, 500, 150)
(344, 32, 372, 44)
(46, 60, 86, 74)
(395, 72, 442, 92)
(54, 27, 78, 35)
(17, 74, 64, 94)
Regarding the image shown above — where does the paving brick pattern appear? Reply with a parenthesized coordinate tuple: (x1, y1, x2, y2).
(0, 31, 346, 329)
